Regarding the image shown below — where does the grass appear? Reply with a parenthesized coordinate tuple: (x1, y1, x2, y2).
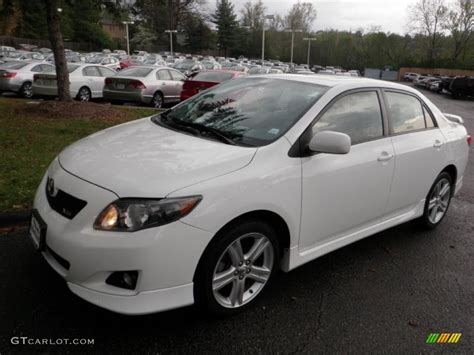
(0, 97, 158, 212)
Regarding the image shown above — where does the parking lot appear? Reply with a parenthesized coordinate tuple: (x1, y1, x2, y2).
(0, 85, 472, 353)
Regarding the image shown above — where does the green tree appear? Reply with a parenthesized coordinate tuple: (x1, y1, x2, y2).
(212, 0, 238, 56)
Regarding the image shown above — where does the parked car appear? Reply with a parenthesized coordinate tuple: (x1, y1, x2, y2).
(29, 75, 470, 316)
(413, 75, 428, 86)
(180, 70, 246, 101)
(32, 63, 116, 101)
(86, 56, 120, 71)
(0, 61, 54, 98)
(449, 76, 474, 99)
(428, 81, 442, 92)
(439, 76, 455, 93)
(103, 66, 186, 108)
(1, 51, 44, 62)
(248, 67, 272, 75)
(404, 72, 419, 81)
(201, 61, 222, 70)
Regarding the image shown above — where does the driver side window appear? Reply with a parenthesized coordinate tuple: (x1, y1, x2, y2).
(312, 91, 384, 145)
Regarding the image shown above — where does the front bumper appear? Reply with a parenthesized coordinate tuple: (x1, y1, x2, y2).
(33, 159, 213, 314)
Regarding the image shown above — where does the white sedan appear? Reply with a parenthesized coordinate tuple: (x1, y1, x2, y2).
(30, 75, 470, 315)
(32, 63, 116, 101)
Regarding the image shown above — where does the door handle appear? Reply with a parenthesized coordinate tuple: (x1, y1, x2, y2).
(433, 140, 444, 148)
(377, 151, 394, 162)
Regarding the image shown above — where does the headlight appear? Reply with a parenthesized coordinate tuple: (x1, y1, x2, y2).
(94, 196, 202, 232)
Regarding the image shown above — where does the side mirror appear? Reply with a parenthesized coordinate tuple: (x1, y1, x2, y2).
(309, 131, 351, 154)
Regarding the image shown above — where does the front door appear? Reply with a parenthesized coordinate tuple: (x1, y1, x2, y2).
(299, 90, 395, 251)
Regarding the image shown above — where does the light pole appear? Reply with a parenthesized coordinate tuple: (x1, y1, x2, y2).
(261, 14, 274, 62)
(164, 30, 178, 56)
(303, 37, 316, 67)
(284, 29, 302, 64)
(122, 21, 134, 56)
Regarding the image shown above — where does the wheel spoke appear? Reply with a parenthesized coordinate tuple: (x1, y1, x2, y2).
(245, 237, 270, 262)
(227, 239, 244, 266)
(213, 267, 235, 291)
(439, 183, 450, 198)
(229, 279, 245, 306)
(430, 204, 439, 221)
(428, 197, 437, 210)
(247, 266, 270, 283)
(440, 198, 449, 208)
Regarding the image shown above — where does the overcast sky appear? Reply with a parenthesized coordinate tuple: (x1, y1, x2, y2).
(205, 0, 417, 34)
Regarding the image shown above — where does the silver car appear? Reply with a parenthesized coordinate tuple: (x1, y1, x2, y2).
(103, 66, 186, 108)
(0, 61, 54, 98)
(32, 63, 116, 101)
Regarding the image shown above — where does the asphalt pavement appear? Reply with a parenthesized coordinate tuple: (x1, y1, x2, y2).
(0, 85, 473, 354)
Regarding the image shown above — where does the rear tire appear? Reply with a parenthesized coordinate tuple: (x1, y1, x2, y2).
(151, 91, 164, 108)
(76, 86, 91, 102)
(194, 219, 279, 316)
(19, 81, 33, 98)
(420, 172, 453, 229)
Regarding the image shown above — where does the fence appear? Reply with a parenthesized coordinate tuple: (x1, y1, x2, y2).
(399, 67, 474, 80)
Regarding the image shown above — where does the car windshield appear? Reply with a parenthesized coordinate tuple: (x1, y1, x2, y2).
(193, 71, 234, 82)
(117, 67, 153, 77)
(153, 77, 328, 146)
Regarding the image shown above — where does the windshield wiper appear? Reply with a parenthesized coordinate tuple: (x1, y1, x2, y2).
(157, 111, 201, 136)
(171, 119, 237, 145)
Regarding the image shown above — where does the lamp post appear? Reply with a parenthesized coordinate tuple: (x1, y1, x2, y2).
(164, 29, 178, 56)
(122, 21, 134, 55)
(261, 14, 274, 62)
(284, 29, 302, 64)
(303, 37, 316, 67)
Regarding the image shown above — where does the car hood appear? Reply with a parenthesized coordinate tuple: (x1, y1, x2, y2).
(59, 117, 257, 197)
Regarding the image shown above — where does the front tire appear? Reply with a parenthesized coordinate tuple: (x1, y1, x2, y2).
(420, 172, 453, 229)
(194, 220, 279, 316)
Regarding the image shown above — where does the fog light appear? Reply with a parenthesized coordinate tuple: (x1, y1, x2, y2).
(105, 271, 138, 290)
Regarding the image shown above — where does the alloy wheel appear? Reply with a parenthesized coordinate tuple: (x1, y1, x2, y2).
(212, 233, 274, 308)
(78, 88, 90, 101)
(21, 82, 33, 98)
(427, 177, 451, 224)
(152, 93, 163, 108)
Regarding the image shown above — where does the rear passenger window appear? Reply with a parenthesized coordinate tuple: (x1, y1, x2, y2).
(82, 66, 101, 77)
(313, 91, 384, 145)
(157, 70, 172, 80)
(385, 92, 426, 133)
(169, 70, 185, 81)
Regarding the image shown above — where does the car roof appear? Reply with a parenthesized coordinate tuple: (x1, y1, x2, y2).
(259, 74, 420, 92)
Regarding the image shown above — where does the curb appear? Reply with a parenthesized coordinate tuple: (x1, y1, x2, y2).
(0, 210, 31, 227)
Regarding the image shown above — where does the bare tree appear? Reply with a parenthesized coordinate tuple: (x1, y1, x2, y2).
(44, 0, 71, 101)
(445, 0, 473, 65)
(408, 0, 448, 64)
(284, 1, 317, 33)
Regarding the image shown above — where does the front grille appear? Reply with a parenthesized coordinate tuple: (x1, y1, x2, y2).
(45, 179, 87, 219)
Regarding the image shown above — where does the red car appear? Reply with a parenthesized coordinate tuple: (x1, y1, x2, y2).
(180, 70, 247, 101)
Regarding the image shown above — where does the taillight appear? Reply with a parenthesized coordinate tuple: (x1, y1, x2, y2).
(467, 135, 472, 146)
(2, 71, 16, 78)
(129, 80, 146, 89)
(105, 78, 113, 85)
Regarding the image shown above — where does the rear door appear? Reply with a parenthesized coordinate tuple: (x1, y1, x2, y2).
(168, 69, 186, 102)
(383, 90, 448, 214)
(156, 69, 174, 102)
(82, 66, 103, 97)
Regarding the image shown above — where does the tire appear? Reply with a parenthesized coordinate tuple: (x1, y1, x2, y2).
(76, 86, 91, 102)
(19, 81, 33, 98)
(194, 219, 279, 316)
(420, 172, 453, 229)
(151, 91, 164, 108)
